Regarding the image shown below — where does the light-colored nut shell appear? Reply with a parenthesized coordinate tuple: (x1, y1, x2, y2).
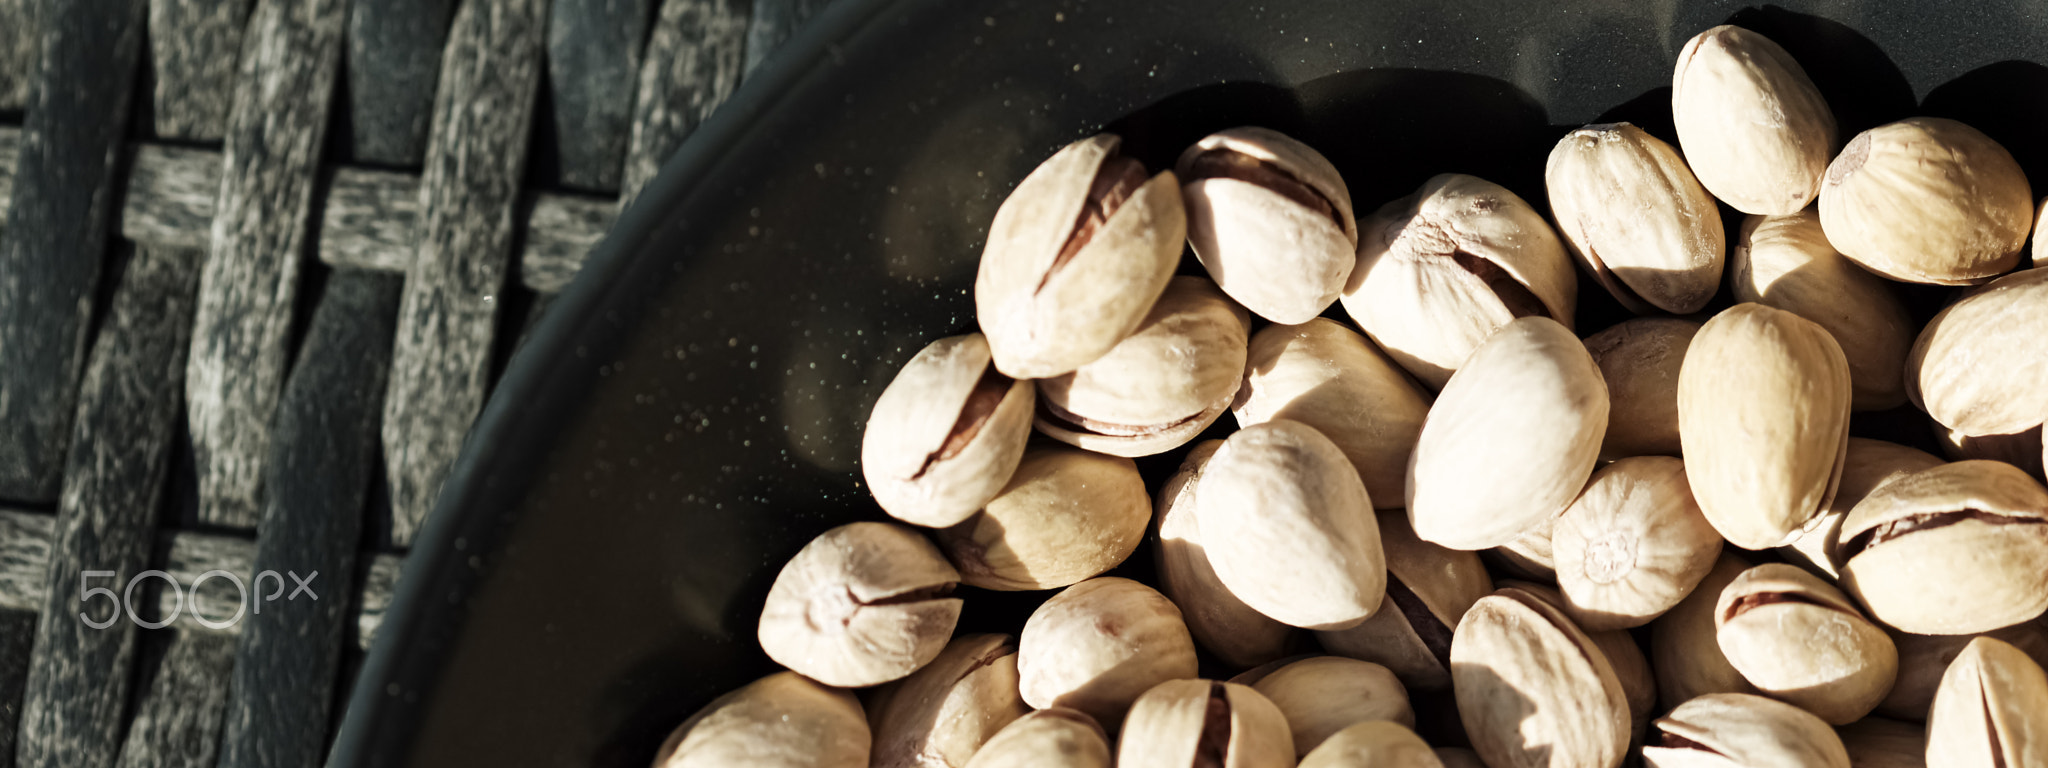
(1451, 588, 1631, 768)
(1555, 455, 1723, 631)
(1251, 656, 1415, 758)
(934, 446, 1149, 591)
(868, 634, 1030, 768)
(1585, 318, 1699, 461)
(1034, 277, 1249, 457)
(1317, 510, 1492, 693)
(1196, 420, 1386, 630)
(1434, 747, 1486, 768)
(1671, 25, 1837, 215)
(2036, 196, 2048, 269)
(1714, 563, 1898, 724)
(862, 333, 1036, 527)
(1591, 623, 1658, 743)
(1178, 127, 1357, 324)
(1343, 173, 1577, 390)
(1927, 637, 2048, 768)
(1017, 577, 1199, 729)
(1733, 210, 1914, 410)
(1678, 303, 1851, 549)
(1117, 679, 1295, 768)
(758, 522, 963, 687)
(1546, 122, 1726, 314)
(654, 671, 871, 768)
(1937, 423, 2047, 486)
(1642, 693, 1849, 768)
(962, 709, 1111, 768)
(1907, 266, 2048, 437)
(1836, 717, 1925, 768)
(1819, 117, 2032, 285)
(1408, 316, 1608, 550)
(1299, 721, 1444, 768)
(1778, 438, 1944, 581)
(1154, 440, 1296, 670)
(1879, 621, 2048, 721)
(1651, 552, 1760, 710)
(976, 134, 1185, 378)
(1839, 460, 2048, 635)
(1234, 318, 1432, 504)
(1488, 519, 1558, 582)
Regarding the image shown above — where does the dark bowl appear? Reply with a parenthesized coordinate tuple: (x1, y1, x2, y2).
(331, 0, 2048, 765)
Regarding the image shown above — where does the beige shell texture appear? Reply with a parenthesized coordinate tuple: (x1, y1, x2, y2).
(1178, 127, 1358, 324)
(1591, 624, 1658, 743)
(1713, 563, 1898, 724)
(1116, 679, 1296, 768)
(1880, 620, 2048, 721)
(1908, 266, 2048, 438)
(1154, 440, 1297, 670)
(1777, 438, 1944, 581)
(1651, 552, 1760, 710)
(1836, 717, 1926, 768)
(1938, 423, 2048, 486)
(934, 446, 1150, 591)
(1343, 172, 1577, 390)
(1733, 210, 1913, 411)
(1927, 637, 2048, 768)
(758, 522, 963, 687)
(653, 671, 871, 768)
(1671, 25, 1837, 215)
(1315, 509, 1492, 693)
(1546, 122, 1726, 314)
(1555, 455, 1723, 631)
(861, 333, 1036, 528)
(1299, 721, 1445, 768)
(1839, 460, 2048, 635)
(1016, 577, 1199, 729)
(1250, 656, 1415, 758)
(1819, 117, 2032, 285)
(1641, 692, 1849, 768)
(1408, 316, 1609, 551)
(867, 633, 1030, 768)
(1451, 588, 1631, 768)
(1584, 317, 1700, 461)
(962, 709, 1112, 768)
(1234, 318, 1432, 504)
(1488, 518, 1558, 582)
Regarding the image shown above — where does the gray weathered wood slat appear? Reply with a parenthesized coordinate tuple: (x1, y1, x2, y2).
(0, 0, 34, 112)
(0, 0, 148, 505)
(0, 513, 50, 614)
(346, 0, 458, 165)
(112, 630, 235, 768)
(384, 0, 551, 546)
(620, 0, 747, 207)
(15, 243, 202, 768)
(357, 554, 402, 649)
(186, 0, 349, 531)
(317, 167, 421, 272)
(121, 144, 223, 250)
(546, 0, 654, 192)
(743, 0, 830, 77)
(0, 609, 34, 768)
(0, 127, 15, 231)
(521, 192, 617, 292)
(147, 0, 256, 140)
(156, 531, 257, 631)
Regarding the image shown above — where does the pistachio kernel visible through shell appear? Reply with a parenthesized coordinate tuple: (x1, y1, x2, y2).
(1045, 155, 1150, 292)
(918, 367, 1014, 479)
(1184, 149, 1342, 228)
(1841, 509, 2048, 560)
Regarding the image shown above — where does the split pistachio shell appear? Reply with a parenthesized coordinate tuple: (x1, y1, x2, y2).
(1196, 420, 1386, 630)
(1451, 588, 1631, 768)
(1317, 510, 1492, 693)
(758, 522, 962, 687)
(1117, 679, 1296, 768)
(1671, 25, 1837, 215)
(654, 671, 871, 768)
(1937, 424, 2047, 486)
(862, 333, 1036, 527)
(868, 634, 1029, 768)
(1584, 318, 1699, 461)
(1778, 438, 1944, 581)
(1879, 621, 2048, 721)
(1652, 553, 1760, 710)
(1908, 266, 2048, 437)
(1678, 303, 1852, 549)
(1927, 637, 2048, 768)
(1546, 122, 1726, 314)
(1642, 693, 1849, 768)
(1839, 460, 2048, 635)
(1820, 117, 2032, 285)
(1299, 721, 1444, 768)
(1343, 173, 1577, 389)
(1837, 718, 1924, 768)
(934, 446, 1149, 591)
(1179, 127, 1357, 324)
(1017, 577, 1200, 728)
(963, 709, 1112, 768)
(1034, 277, 1249, 457)
(1733, 211, 1914, 410)
(1408, 316, 1608, 550)
(976, 133, 1185, 378)
(1234, 318, 1432, 503)
(1154, 440, 1296, 670)
(1555, 456, 1723, 631)
(1250, 656, 1415, 758)
(1714, 563, 1898, 724)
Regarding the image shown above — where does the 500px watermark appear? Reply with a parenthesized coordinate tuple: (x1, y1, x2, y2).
(77, 569, 318, 629)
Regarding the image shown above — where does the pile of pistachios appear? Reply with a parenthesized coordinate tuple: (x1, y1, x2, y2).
(653, 24, 2048, 768)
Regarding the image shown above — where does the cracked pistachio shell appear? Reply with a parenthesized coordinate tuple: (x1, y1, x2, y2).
(1779, 438, 1944, 582)
(1118, 679, 1295, 768)
(1908, 266, 2048, 437)
(1452, 587, 1631, 768)
(1820, 117, 2032, 285)
(1585, 318, 1700, 461)
(1839, 460, 2048, 635)
(1734, 211, 1913, 410)
(1546, 122, 1726, 314)
(1938, 423, 2047, 486)
(1642, 693, 1849, 768)
(1679, 303, 1852, 549)
(1671, 26, 1837, 215)
(1196, 420, 1385, 630)
(1836, 718, 1925, 768)
(1928, 637, 2048, 768)
(861, 333, 1034, 528)
(934, 446, 1149, 591)
(867, 633, 1029, 768)
(1251, 656, 1414, 758)
(1715, 563, 1898, 724)
(1299, 721, 1444, 768)
(1408, 316, 1608, 551)
(654, 671, 870, 768)
(1035, 277, 1248, 457)
(758, 523, 962, 687)
(1154, 441, 1296, 670)
(1652, 553, 1760, 710)
(976, 133, 1185, 378)
(963, 709, 1111, 768)
(1178, 127, 1358, 324)
(1234, 318, 1432, 503)
(1879, 621, 2048, 721)
(1556, 456, 1723, 631)
(1017, 577, 1199, 729)
(1318, 510, 1493, 693)
(1343, 173, 1577, 390)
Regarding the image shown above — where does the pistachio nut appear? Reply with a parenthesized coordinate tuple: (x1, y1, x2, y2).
(1318, 510, 1493, 693)
(1907, 266, 2048, 437)
(1017, 577, 1200, 728)
(1298, 721, 1444, 768)
(1225, 653, 1324, 687)
(1546, 122, 1726, 314)
(758, 522, 962, 687)
(1642, 693, 1849, 768)
(1819, 117, 2032, 285)
(653, 671, 870, 768)
(1651, 553, 1760, 710)
(1118, 679, 1295, 768)
(976, 133, 1185, 378)
(1678, 302, 1852, 549)
(1154, 440, 1297, 669)
(1715, 563, 1898, 724)
(1733, 210, 1914, 410)
(1196, 419, 1386, 630)
(1671, 25, 1837, 215)
(1343, 173, 1577, 389)
(1409, 316, 1608, 551)
(934, 446, 1149, 591)
(1584, 318, 1699, 461)
(1493, 579, 1658, 740)
(1928, 637, 2048, 768)
(1555, 455, 1723, 631)
(862, 333, 1036, 527)
(1233, 318, 1432, 503)
(1487, 519, 1557, 582)
(867, 633, 1029, 768)
(1779, 438, 1944, 581)
(963, 709, 1112, 768)
(1250, 656, 1415, 757)
(1839, 460, 2048, 635)
(1836, 717, 1925, 768)
(1937, 423, 2047, 486)
(1451, 587, 1631, 768)
(1034, 277, 1249, 457)
(1879, 621, 2048, 721)
(1178, 126, 1358, 324)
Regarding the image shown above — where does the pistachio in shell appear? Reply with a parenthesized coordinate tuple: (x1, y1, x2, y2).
(1836, 717, 1925, 768)
(1907, 266, 2048, 438)
(1234, 318, 1432, 504)
(1299, 721, 1444, 768)
(1318, 510, 1493, 694)
(653, 671, 870, 768)
(1154, 440, 1297, 670)
(1487, 518, 1558, 582)
(1819, 117, 2032, 285)
(758, 522, 962, 687)
(867, 633, 1030, 768)
(1651, 552, 1760, 710)
(1778, 438, 1944, 581)
(1494, 579, 1658, 742)
(1642, 692, 1849, 768)
(1838, 460, 2048, 635)
(1927, 637, 2048, 768)
(1178, 127, 1358, 324)
(1451, 587, 1631, 768)
(1250, 656, 1415, 758)
(1554, 455, 1723, 631)
(1017, 577, 1199, 729)
(862, 333, 1036, 527)
(1879, 620, 2048, 721)
(1671, 25, 1837, 215)
(1714, 563, 1898, 724)
(1733, 210, 1914, 411)
(1116, 679, 1296, 768)
(963, 709, 1112, 768)
(934, 446, 1150, 591)
(1937, 423, 2047, 486)
(1584, 318, 1699, 461)
(1545, 122, 1726, 314)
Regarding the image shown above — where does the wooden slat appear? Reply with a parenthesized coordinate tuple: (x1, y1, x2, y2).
(147, 0, 256, 140)
(345, 0, 458, 165)
(520, 192, 616, 292)
(358, 554, 403, 650)
(121, 144, 223, 250)
(0, 126, 15, 231)
(545, 0, 654, 192)
(0, 0, 34, 112)
(113, 631, 235, 768)
(620, 0, 747, 207)
(0, 609, 35, 768)
(317, 167, 421, 272)
(0, 512, 50, 613)
(157, 531, 258, 632)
